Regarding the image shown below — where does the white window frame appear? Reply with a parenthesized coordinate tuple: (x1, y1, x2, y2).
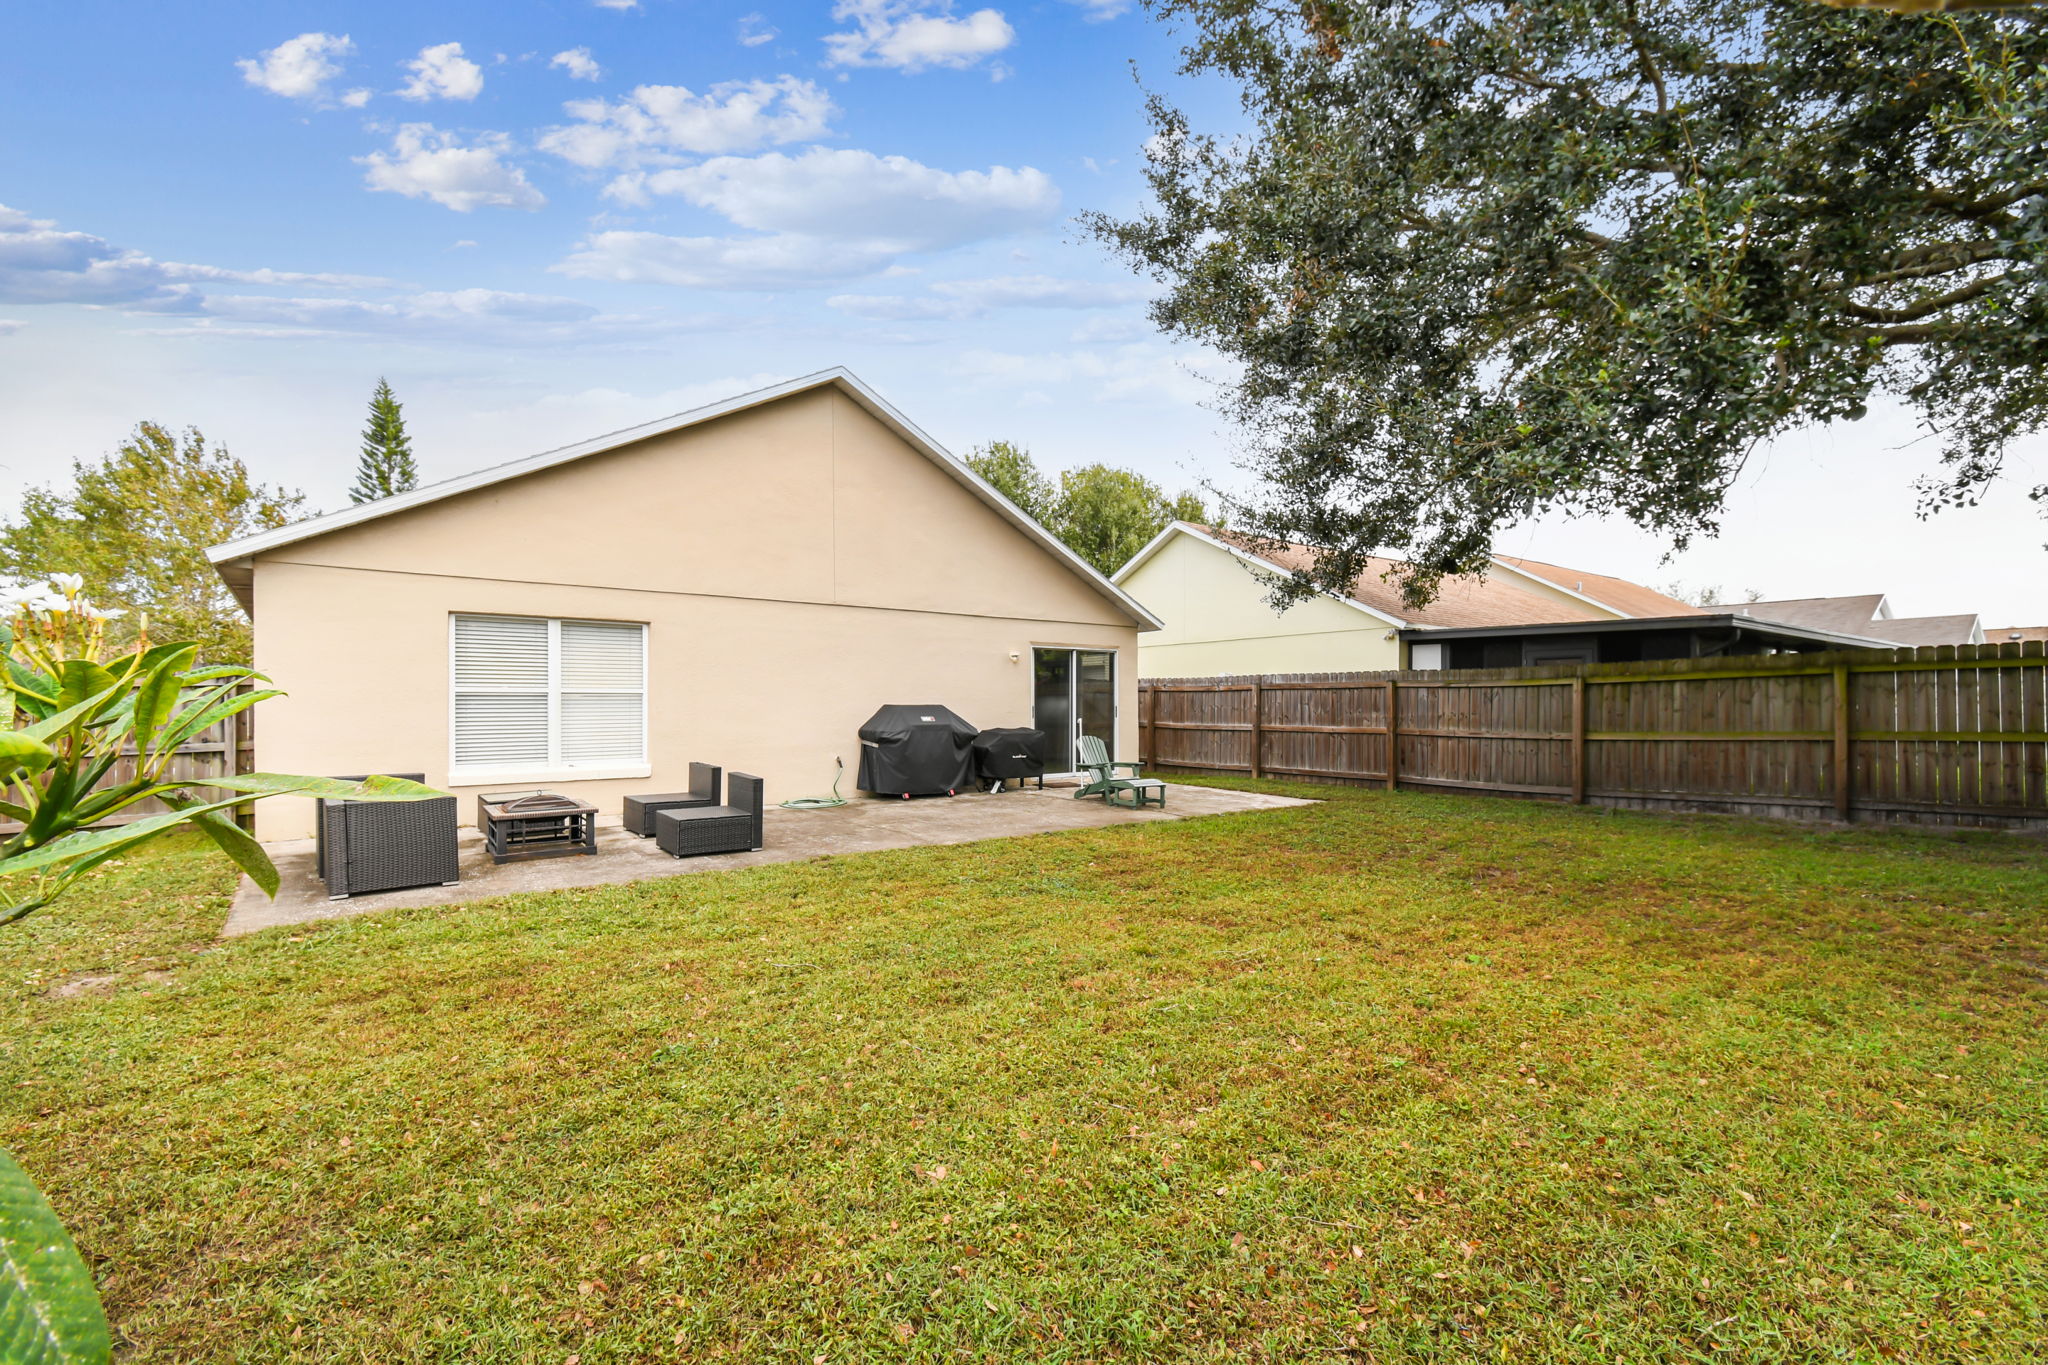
(448, 613, 650, 786)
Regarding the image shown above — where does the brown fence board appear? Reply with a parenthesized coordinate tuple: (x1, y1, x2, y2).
(1139, 644, 2048, 829)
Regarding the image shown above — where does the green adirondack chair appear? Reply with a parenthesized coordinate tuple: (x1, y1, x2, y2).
(1073, 735, 1165, 809)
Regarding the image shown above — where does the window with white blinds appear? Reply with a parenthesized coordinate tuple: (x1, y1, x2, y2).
(450, 614, 646, 774)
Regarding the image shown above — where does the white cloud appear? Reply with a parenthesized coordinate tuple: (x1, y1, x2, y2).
(0, 320, 24, 336)
(553, 231, 901, 291)
(398, 42, 485, 102)
(824, 1, 1015, 72)
(952, 342, 1235, 405)
(560, 148, 1059, 290)
(630, 147, 1056, 243)
(132, 288, 700, 348)
(157, 262, 394, 288)
(0, 202, 410, 330)
(737, 14, 778, 47)
(592, 0, 640, 8)
(1069, 314, 1151, 343)
(828, 273, 1144, 320)
(1064, 0, 1130, 19)
(539, 77, 835, 169)
(359, 125, 546, 212)
(341, 88, 373, 108)
(551, 47, 604, 81)
(0, 204, 197, 309)
(237, 32, 356, 102)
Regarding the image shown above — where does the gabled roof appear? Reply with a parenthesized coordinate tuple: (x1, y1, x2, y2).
(1113, 522, 1691, 630)
(1494, 555, 1705, 619)
(207, 368, 1161, 631)
(1872, 614, 1983, 647)
(1720, 594, 1893, 636)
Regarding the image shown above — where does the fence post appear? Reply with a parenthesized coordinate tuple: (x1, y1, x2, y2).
(1140, 684, 1154, 767)
(1832, 662, 1852, 821)
(1384, 679, 1400, 792)
(1571, 671, 1587, 804)
(1248, 677, 1264, 780)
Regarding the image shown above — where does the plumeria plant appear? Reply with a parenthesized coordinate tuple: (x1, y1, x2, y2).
(1, 574, 439, 923)
(2, 574, 444, 1362)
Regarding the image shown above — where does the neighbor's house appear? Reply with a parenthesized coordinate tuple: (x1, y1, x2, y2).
(1111, 522, 1709, 676)
(208, 370, 1161, 840)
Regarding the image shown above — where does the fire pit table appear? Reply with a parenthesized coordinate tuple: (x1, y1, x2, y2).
(476, 790, 600, 864)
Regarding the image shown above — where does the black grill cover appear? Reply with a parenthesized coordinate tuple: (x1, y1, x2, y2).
(971, 727, 1047, 780)
(857, 704, 977, 795)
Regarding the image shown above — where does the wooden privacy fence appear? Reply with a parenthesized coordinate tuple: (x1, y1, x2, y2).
(0, 700, 256, 834)
(1138, 642, 2048, 827)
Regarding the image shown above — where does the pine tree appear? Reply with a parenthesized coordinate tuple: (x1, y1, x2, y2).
(348, 378, 419, 505)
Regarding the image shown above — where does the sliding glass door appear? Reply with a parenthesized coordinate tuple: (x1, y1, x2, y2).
(1032, 647, 1116, 773)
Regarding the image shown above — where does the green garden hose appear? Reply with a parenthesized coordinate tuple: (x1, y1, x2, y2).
(780, 755, 850, 809)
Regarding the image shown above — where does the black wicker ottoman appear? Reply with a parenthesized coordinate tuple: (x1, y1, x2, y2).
(316, 772, 459, 899)
(623, 762, 722, 837)
(653, 772, 764, 858)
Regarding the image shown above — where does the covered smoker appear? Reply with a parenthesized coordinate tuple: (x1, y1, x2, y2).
(857, 704, 978, 797)
(970, 727, 1047, 791)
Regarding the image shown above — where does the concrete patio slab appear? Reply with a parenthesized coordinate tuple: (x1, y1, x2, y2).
(222, 782, 1312, 937)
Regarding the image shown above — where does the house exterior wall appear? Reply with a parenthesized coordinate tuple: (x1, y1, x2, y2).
(245, 386, 1140, 839)
(1118, 530, 1402, 678)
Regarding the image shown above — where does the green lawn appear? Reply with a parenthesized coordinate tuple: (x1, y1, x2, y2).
(3, 782, 2044, 1362)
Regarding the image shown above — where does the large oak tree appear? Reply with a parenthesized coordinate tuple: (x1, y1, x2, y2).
(1092, 1, 2048, 605)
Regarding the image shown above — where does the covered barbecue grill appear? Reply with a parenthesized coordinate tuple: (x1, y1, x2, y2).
(970, 726, 1047, 791)
(857, 704, 977, 797)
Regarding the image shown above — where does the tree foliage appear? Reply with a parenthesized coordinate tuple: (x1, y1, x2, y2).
(0, 425, 304, 664)
(965, 442, 1208, 575)
(348, 377, 419, 505)
(1093, 0, 2048, 606)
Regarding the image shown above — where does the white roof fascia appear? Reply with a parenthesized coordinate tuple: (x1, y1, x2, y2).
(207, 367, 1162, 632)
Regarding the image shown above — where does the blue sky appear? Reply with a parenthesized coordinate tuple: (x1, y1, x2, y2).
(1, 0, 2042, 625)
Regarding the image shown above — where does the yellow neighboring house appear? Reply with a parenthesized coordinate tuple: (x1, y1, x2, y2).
(1112, 522, 1701, 678)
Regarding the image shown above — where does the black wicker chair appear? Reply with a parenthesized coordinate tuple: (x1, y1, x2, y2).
(316, 772, 460, 899)
(653, 772, 764, 859)
(622, 762, 723, 837)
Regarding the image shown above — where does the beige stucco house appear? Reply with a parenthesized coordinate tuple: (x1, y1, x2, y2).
(1113, 522, 1700, 677)
(209, 370, 1160, 840)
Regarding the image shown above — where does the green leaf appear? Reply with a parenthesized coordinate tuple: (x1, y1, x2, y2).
(208, 772, 445, 801)
(0, 793, 261, 879)
(163, 796, 278, 899)
(19, 687, 126, 745)
(54, 663, 118, 716)
(3, 659, 59, 713)
(0, 733, 55, 783)
(0, 1147, 111, 1365)
(153, 682, 266, 754)
(129, 647, 198, 750)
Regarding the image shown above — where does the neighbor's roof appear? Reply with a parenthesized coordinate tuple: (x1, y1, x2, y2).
(1115, 523, 1689, 630)
(1989, 625, 2048, 643)
(1492, 555, 1705, 619)
(1720, 594, 1892, 636)
(1870, 614, 1982, 647)
(207, 368, 1162, 631)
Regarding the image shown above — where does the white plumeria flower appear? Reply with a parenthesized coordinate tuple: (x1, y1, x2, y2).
(0, 584, 38, 611)
(29, 594, 71, 613)
(47, 573, 84, 595)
